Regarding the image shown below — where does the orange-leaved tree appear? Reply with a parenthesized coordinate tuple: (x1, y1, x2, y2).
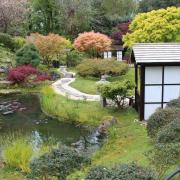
(73, 31, 112, 57)
(27, 33, 72, 66)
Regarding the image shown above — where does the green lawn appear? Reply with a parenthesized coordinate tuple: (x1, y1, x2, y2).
(70, 67, 135, 95)
(70, 75, 99, 94)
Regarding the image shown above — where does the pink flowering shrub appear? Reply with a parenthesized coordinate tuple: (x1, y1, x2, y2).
(33, 74, 51, 82)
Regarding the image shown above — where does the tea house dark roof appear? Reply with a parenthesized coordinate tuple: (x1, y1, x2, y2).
(132, 43, 180, 64)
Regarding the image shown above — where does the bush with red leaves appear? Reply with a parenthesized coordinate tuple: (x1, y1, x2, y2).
(111, 22, 131, 45)
(33, 74, 51, 82)
(7, 65, 38, 84)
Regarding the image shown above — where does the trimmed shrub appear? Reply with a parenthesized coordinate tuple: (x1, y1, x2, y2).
(0, 33, 15, 51)
(98, 80, 135, 108)
(147, 107, 180, 138)
(76, 59, 128, 77)
(3, 139, 33, 173)
(166, 98, 180, 109)
(28, 146, 90, 179)
(16, 44, 41, 67)
(147, 143, 180, 178)
(155, 119, 180, 144)
(85, 164, 156, 180)
(85, 166, 113, 180)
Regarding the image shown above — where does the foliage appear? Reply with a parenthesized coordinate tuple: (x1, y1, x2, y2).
(7, 65, 38, 84)
(110, 22, 131, 45)
(0, 45, 15, 67)
(76, 59, 128, 77)
(166, 98, 180, 109)
(85, 163, 156, 180)
(85, 166, 112, 180)
(15, 44, 41, 67)
(27, 33, 71, 66)
(123, 7, 180, 47)
(73, 32, 112, 57)
(155, 119, 180, 144)
(139, 0, 180, 12)
(98, 80, 135, 108)
(33, 74, 51, 82)
(101, 0, 137, 22)
(0, 33, 15, 51)
(147, 143, 180, 179)
(0, 0, 28, 34)
(13, 36, 26, 50)
(66, 50, 86, 67)
(147, 107, 180, 138)
(28, 146, 90, 179)
(3, 139, 33, 173)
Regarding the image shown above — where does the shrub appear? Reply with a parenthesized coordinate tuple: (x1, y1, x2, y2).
(13, 36, 26, 50)
(66, 50, 86, 67)
(0, 33, 15, 51)
(147, 143, 180, 178)
(155, 119, 180, 144)
(98, 80, 135, 108)
(166, 98, 180, 109)
(33, 74, 51, 82)
(28, 146, 90, 179)
(147, 107, 180, 138)
(76, 59, 128, 77)
(85, 166, 113, 180)
(85, 164, 156, 180)
(7, 65, 38, 84)
(3, 139, 33, 173)
(16, 44, 41, 67)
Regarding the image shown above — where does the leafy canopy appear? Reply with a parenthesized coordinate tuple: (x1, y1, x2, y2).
(27, 33, 71, 65)
(123, 7, 180, 47)
(73, 31, 112, 57)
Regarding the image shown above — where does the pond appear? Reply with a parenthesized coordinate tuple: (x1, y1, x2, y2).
(0, 94, 99, 153)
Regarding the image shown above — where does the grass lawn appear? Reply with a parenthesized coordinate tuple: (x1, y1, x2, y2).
(41, 86, 152, 179)
(70, 67, 135, 95)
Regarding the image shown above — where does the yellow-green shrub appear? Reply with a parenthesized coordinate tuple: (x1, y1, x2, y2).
(3, 139, 33, 172)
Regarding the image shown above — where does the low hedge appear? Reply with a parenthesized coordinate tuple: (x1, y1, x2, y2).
(76, 59, 128, 77)
(147, 107, 180, 138)
(85, 163, 156, 180)
(155, 119, 180, 144)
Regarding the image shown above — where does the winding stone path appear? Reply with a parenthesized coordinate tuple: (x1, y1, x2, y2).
(52, 66, 100, 101)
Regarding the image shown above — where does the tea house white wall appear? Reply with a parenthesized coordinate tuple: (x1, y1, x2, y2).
(132, 43, 180, 121)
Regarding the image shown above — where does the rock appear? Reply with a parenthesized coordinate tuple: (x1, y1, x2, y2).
(18, 107, 27, 112)
(2, 110, 14, 115)
(97, 116, 117, 137)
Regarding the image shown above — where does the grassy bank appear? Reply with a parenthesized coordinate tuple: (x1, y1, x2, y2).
(41, 86, 152, 179)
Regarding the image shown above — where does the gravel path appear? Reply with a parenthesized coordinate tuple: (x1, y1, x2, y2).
(52, 66, 100, 101)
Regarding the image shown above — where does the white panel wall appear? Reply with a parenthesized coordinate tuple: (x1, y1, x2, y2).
(117, 51, 122, 61)
(164, 85, 180, 102)
(164, 66, 180, 84)
(144, 104, 161, 120)
(145, 86, 162, 102)
(145, 66, 162, 84)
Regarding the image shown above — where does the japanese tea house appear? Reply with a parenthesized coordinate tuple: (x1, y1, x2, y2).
(132, 43, 180, 121)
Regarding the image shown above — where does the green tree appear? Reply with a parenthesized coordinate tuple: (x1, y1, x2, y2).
(123, 7, 180, 47)
(98, 80, 135, 108)
(28, 0, 60, 34)
(16, 44, 41, 67)
(139, 0, 180, 12)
